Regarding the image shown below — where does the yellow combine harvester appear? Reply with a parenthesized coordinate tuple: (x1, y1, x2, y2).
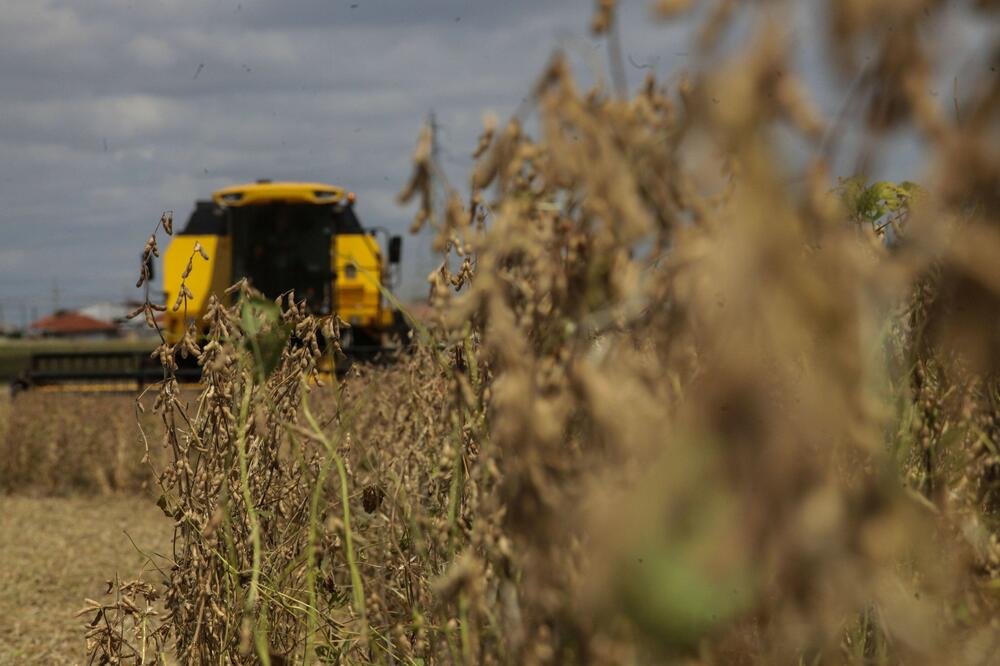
(163, 180, 402, 347)
(16, 180, 405, 393)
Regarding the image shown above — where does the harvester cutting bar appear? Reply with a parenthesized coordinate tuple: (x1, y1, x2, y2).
(13, 343, 405, 395)
(15, 351, 200, 394)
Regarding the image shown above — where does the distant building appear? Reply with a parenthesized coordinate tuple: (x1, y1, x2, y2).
(78, 301, 152, 335)
(78, 301, 133, 324)
(30, 311, 119, 339)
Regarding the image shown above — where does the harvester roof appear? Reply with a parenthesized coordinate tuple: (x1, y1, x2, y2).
(212, 181, 350, 207)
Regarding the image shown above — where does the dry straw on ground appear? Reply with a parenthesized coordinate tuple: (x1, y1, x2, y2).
(62, 0, 1000, 663)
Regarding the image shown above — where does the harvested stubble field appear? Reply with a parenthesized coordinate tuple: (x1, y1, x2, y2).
(0, 494, 170, 664)
(4, 1, 1000, 664)
(0, 392, 169, 664)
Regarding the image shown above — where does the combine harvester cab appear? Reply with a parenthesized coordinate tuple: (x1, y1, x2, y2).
(17, 180, 407, 393)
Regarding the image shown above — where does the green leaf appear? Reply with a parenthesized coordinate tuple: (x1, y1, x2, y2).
(836, 176, 920, 227)
(240, 297, 291, 379)
(156, 493, 181, 520)
(314, 644, 340, 664)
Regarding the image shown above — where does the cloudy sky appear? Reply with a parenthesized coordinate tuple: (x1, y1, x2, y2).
(0, 1, 989, 326)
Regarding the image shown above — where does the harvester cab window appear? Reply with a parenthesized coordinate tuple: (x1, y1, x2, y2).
(230, 203, 334, 313)
(180, 201, 227, 235)
(331, 203, 363, 234)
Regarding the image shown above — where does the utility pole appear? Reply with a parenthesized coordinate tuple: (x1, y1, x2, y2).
(428, 110, 440, 172)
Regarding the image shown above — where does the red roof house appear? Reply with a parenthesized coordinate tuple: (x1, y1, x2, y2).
(30, 311, 119, 338)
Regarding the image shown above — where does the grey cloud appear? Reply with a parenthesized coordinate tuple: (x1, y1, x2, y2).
(0, 0, 988, 323)
(0, 0, 597, 316)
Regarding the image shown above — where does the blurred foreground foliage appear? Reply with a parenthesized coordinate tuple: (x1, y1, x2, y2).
(68, 0, 1000, 663)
